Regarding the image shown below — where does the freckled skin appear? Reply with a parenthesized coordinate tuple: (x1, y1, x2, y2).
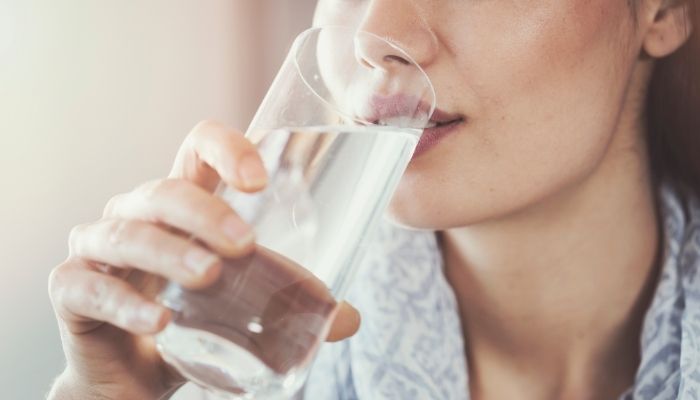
(314, 0, 642, 229)
(311, 2, 690, 398)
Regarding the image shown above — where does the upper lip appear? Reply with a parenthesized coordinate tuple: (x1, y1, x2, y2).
(360, 94, 464, 128)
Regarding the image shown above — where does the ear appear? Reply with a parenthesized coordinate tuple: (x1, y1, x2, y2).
(642, 0, 693, 58)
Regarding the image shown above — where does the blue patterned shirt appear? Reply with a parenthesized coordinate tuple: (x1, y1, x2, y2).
(304, 182, 700, 400)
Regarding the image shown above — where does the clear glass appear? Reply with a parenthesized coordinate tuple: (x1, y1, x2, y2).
(156, 26, 435, 400)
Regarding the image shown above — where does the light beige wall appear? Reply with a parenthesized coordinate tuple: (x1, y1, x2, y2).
(0, 1, 315, 398)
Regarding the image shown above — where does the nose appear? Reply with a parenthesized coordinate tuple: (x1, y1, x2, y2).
(354, 33, 414, 73)
(354, 0, 438, 70)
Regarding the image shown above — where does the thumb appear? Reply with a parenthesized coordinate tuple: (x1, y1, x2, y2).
(325, 301, 361, 342)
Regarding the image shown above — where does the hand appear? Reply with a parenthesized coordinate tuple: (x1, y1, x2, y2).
(47, 121, 361, 400)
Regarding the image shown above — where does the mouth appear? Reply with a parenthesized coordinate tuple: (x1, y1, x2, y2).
(425, 108, 464, 129)
(360, 94, 433, 128)
(356, 94, 465, 158)
(372, 113, 464, 128)
(424, 108, 464, 129)
(360, 98, 464, 129)
(411, 109, 465, 159)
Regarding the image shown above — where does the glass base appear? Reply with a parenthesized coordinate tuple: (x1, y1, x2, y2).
(157, 324, 307, 400)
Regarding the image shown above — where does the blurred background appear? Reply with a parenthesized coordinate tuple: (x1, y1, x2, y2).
(0, 1, 316, 398)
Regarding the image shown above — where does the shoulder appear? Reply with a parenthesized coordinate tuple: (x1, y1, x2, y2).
(658, 181, 700, 266)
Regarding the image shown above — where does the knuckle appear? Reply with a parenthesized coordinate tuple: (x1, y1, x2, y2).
(47, 262, 69, 304)
(143, 230, 181, 268)
(106, 219, 136, 250)
(137, 178, 165, 202)
(188, 199, 230, 237)
(102, 193, 125, 217)
(186, 120, 222, 148)
(48, 258, 83, 309)
(192, 120, 246, 150)
(138, 178, 181, 205)
(191, 119, 223, 137)
(83, 274, 115, 316)
(68, 223, 89, 255)
(221, 131, 251, 152)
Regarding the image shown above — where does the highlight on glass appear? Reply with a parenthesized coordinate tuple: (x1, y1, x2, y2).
(155, 25, 435, 399)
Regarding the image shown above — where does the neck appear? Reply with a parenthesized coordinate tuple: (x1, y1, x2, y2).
(442, 87, 662, 400)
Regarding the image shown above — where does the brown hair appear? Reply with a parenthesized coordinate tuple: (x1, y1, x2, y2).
(647, 0, 700, 198)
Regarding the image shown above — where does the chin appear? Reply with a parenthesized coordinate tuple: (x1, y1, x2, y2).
(384, 176, 534, 231)
(384, 192, 450, 231)
(383, 208, 430, 231)
(383, 163, 479, 230)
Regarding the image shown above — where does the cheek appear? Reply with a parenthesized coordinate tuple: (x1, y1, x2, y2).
(387, 0, 637, 229)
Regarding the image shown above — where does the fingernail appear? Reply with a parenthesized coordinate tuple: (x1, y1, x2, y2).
(238, 153, 267, 189)
(183, 247, 219, 276)
(136, 303, 164, 328)
(222, 215, 255, 247)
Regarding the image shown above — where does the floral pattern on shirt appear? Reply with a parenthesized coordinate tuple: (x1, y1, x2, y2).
(305, 182, 700, 400)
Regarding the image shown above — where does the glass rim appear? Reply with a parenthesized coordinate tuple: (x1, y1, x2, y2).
(292, 25, 437, 129)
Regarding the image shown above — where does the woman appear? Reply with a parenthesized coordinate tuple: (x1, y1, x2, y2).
(47, 0, 699, 399)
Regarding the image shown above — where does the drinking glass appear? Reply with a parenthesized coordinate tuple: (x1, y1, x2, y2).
(156, 26, 435, 399)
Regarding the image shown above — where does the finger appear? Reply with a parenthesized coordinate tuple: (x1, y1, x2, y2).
(49, 258, 171, 335)
(325, 301, 361, 342)
(103, 179, 254, 257)
(169, 120, 267, 193)
(69, 219, 222, 289)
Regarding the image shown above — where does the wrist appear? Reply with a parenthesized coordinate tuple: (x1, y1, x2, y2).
(47, 373, 81, 400)
(47, 371, 148, 400)
(47, 369, 180, 400)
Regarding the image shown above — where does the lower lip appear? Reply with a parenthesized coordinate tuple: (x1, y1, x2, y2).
(411, 120, 464, 159)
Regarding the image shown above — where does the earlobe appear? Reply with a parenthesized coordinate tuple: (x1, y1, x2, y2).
(642, 1, 693, 58)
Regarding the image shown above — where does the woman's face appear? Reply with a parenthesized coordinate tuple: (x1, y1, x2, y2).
(314, 0, 642, 229)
